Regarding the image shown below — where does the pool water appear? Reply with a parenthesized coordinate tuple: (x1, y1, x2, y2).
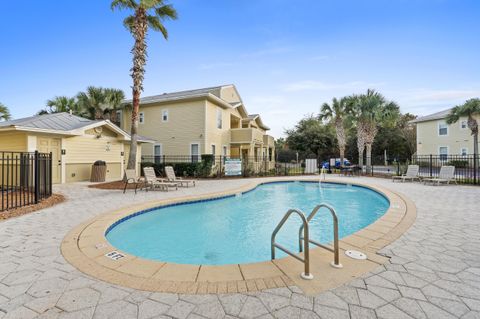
(106, 182, 389, 265)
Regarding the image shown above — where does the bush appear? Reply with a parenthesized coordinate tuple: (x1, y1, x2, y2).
(447, 160, 469, 168)
(141, 154, 216, 178)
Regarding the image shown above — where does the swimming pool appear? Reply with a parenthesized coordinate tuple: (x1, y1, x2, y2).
(106, 181, 389, 265)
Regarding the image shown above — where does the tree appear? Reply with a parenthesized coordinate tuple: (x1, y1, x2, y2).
(0, 103, 11, 121)
(350, 90, 400, 173)
(104, 88, 126, 124)
(77, 86, 108, 120)
(319, 97, 349, 166)
(112, 0, 178, 169)
(285, 115, 337, 160)
(45, 96, 79, 114)
(446, 98, 480, 160)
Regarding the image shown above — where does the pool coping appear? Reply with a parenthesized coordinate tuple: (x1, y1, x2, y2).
(61, 177, 417, 295)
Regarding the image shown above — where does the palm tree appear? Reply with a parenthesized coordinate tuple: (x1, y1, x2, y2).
(350, 90, 399, 173)
(446, 98, 480, 161)
(0, 103, 11, 121)
(104, 88, 126, 125)
(111, 0, 178, 169)
(320, 97, 349, 166)
(46, 96, 79, 114)
(77, 86, 108, 120)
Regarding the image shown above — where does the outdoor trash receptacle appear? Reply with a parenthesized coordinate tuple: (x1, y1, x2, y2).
(90, 160, 107, 182)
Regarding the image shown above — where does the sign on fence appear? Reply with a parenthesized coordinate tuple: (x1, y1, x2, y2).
(305, 159, 318, 174)
(225, 159, 242, 176)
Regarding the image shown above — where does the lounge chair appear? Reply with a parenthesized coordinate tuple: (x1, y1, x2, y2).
(164, 166, 196, 187)
(423, 166, 457, 185)
(392, 165, 420, 183)
(143, 167, 178, 191)
(123, 169, 145, 194)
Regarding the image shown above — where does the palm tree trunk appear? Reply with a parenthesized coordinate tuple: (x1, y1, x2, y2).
(365, 143, 372, 174)
(127, 9, 147, 170)
(357, 142, 364, 169)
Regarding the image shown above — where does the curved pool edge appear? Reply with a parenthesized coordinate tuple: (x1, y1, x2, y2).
(61, 177, 417, 295)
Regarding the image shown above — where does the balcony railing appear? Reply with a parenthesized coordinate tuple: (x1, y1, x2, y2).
(230, 128, 265, 144)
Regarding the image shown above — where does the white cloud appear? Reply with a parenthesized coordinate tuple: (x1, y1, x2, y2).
(283, 80, 385, 92)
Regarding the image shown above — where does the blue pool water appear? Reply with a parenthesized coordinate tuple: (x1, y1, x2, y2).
(106, 182, 389, 265)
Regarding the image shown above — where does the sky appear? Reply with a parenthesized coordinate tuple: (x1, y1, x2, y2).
(1, 0, 480, 137)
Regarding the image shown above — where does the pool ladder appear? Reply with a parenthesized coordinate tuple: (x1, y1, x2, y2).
(271, 203, 343, 280)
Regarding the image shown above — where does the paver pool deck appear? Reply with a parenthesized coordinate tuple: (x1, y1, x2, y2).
(0, 176, 479, 319)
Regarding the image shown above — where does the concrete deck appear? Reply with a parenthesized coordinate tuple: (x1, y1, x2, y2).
(0, 176, 479, 318)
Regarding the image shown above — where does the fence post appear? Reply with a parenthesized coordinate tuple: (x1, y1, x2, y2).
(474, 154, 478, 185)
(34, 151, 39, 204)
(397, 161, 400, 176)
(219, 155, 222, 178)
(49, 152, 53, 196)
(429, 154, 433, 177)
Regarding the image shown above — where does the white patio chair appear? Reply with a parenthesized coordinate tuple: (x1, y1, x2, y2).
(423, 166, 457, 185)
(392, 165, 420, 183)
(143, 167, 178, 191)
(164, 166, 196, 187)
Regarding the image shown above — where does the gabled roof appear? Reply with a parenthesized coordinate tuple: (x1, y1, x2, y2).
(0, 112, 94, 131)
(410, 108, 453, 123)
(123, 85, 231, 105)
(0, 112, 154, 143)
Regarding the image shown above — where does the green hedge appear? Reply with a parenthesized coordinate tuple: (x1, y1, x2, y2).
(447, 160, 469, 168)
(141, 154, 215, 178)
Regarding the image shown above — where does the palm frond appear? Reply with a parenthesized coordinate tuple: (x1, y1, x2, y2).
(123, 16, 135, 32)
(0, 103, 11, 121)
(147, 15, 168, 38)
(155, 4, 178, 20)
(111, 0, 137, 11)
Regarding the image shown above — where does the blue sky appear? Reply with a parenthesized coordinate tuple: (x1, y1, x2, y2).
(1, 0, 479, 137)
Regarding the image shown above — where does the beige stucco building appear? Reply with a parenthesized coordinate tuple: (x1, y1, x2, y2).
(0, 112, 151, 183)
(412, 108, 479, 156)
(117, 85, 275, 166)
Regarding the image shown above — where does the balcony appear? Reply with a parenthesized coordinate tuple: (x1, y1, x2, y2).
(263, 134, 274, 147)
(230, 128, 265, 144)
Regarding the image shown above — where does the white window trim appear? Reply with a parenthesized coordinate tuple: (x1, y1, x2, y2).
(222, 145, 228, 157)
(139, 112, 145, 124)
(153, 143, 163, 156)
(190, 143, 200, 156)
(460, 119, 468, 130)
(216, 107, 223, 129)
(438, 146, 449, 156)
(162, 109, 169, 122)
(437, 121, 448, 136)
(153, 143, 162, 163)
(116, 110, 122, 125)
(211, 143, 216, 155)
(461, 147, 468, 156)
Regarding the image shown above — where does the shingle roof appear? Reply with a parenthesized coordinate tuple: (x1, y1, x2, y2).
(123, 85, 229, 105)
(411, 108, 453, 123)
(0, 112, 97, 131)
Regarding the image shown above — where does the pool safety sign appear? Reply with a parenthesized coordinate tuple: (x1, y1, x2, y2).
(225, 159, 242, 176)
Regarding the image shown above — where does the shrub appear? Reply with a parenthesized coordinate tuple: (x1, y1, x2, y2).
(447, 160, 469, 168)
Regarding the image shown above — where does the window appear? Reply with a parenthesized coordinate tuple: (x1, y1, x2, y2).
(223, 146, 228, 157)
(115, 110, 122, 127)
(139, 112, 145, 124)
(461, 148, 468, 156)
(162, 109, 168, 122)
(191, 143, 200, 162)
(211, 144, 216, 155)
(439, 146, 448, 160)
(460, 120, 468, 129)
(154, 144, 162, 164)
(438, 122, 448, 136)
(216, 108, 222, 129)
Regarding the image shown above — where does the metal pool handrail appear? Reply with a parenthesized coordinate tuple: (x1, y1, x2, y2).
(271, 208, 313, 280)
(299, 203, 343, 268)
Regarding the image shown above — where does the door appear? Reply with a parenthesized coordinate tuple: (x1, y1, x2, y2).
(38, 138, 61, 183)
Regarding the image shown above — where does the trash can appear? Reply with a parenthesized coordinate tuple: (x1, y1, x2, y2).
(90, 160, 107, 182)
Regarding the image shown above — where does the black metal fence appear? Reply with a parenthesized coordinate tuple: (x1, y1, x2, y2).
(1, 151, 53, 211)
(142, 153, 480, 185)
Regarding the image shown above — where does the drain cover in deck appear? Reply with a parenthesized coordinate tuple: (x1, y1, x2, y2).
(345, 250, 367, 260)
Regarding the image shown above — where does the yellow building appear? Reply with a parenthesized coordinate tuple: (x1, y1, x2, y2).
(412, 108, 479, 156)
(0, 112, 152, 183)
(117, 84, 275, 167)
